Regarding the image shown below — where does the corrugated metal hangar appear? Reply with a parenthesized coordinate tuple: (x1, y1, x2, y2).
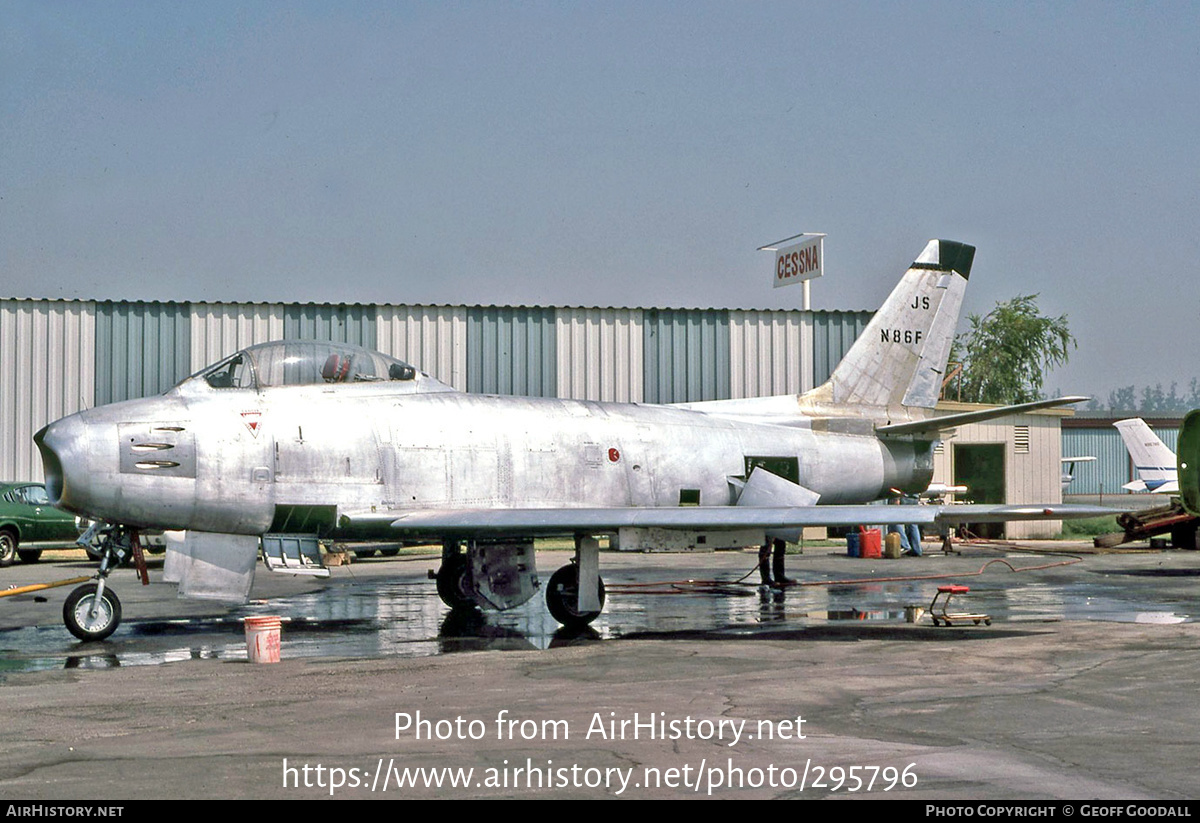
(0, 298, 870, 480)
(1, 297, 1073, 537)
(1062, 413, 1181, 498)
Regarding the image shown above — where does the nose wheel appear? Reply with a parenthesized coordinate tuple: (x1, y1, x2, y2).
(63, 583, 122, 641)
(64, 523, 147, 641)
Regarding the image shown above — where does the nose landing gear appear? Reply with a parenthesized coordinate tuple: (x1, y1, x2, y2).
(63, 583, 122, 641)
(64, 524, 146, 641)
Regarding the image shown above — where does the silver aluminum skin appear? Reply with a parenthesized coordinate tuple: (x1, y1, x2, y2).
(33, 240, 1105, 624)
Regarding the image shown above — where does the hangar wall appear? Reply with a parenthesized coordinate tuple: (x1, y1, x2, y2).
(1061, 416, 1181, 498)
(1, 299, 854, 481)
(0, 298, 1078, 537)
(931, 402, 1069, 539)
(0, 301, 95, 481)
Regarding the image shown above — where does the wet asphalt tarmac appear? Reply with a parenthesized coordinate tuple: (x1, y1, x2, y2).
(4, 540, 1200, 800)
(2, 540, 1196, 671)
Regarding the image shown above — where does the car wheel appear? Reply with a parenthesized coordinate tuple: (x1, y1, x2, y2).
(17, 549, 42, 563)
(0, 530, 16, 568)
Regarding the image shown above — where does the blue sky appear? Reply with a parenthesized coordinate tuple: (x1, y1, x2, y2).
(3, 2, 1197, 399)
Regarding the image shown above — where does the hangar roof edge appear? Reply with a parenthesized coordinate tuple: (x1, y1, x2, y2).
(1, 297, 874, 315)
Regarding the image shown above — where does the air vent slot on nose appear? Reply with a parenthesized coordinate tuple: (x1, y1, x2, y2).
(131, 442, 175, 452)
(119, 422, 196, 478)
(134, 460, 182, 470)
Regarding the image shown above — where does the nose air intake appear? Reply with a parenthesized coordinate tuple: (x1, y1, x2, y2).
(34, 423, 66, 505)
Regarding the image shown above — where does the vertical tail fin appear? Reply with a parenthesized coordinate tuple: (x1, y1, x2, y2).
(1114, 418, 1178, 492)
(827, 239, 974, 409)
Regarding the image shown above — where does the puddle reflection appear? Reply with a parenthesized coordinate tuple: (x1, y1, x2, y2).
(0, 566, 1192, 674)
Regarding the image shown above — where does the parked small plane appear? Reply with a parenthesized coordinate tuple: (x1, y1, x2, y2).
(1114, 418, 1179, 493)
(35, 239, 1110, 640)
(1061, 456, 1097, 491)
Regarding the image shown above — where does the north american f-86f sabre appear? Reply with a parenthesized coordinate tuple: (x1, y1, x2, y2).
(35, 240, 1109, 639)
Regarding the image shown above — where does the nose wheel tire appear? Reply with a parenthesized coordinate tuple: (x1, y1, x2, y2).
(546, 564, 605, 627)
(63, 583, 122, 642)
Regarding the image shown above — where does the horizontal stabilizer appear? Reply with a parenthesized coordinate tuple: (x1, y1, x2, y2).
(876, 396, 1088, 437)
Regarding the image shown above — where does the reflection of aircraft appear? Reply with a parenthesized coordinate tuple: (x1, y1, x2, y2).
(35, 240, 1111, 640)
(1114, 418, 1178, 493)
(1061, 456, 1097, 491)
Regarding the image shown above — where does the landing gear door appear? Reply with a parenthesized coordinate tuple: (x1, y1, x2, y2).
(261, 533, 330, 578)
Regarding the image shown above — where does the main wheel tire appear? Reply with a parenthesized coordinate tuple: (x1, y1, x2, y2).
(0, 530, 17, 568)
(435, 560, 476, 611)
(63, 583, 122, 642)
(17, 549, 42, 564)
(546, 564, 605, 627)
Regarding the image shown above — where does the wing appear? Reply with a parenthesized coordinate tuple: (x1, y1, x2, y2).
(340, 503, 1123, 538)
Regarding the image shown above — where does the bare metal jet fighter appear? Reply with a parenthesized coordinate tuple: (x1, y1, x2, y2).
(35, 240, 1110, 640)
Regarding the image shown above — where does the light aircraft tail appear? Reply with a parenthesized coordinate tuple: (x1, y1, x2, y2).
(1114, 418, 1179, 493)
(825, 238, 974, 409)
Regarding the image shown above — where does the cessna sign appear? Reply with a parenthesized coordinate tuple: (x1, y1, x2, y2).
(773, 235, 823, 288)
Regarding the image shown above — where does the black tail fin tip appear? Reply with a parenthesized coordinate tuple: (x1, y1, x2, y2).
(913, 239, 975, 279)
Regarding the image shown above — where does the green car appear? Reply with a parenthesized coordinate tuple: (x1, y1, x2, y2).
(0, 482, 81, 566)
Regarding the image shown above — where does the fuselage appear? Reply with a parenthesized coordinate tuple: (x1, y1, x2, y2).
(36, 377, 934, 538)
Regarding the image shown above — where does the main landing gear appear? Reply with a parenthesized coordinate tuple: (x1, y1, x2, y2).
(432, 535, 606, 628)
(65, 523, 146, 641)
(545, 562, 605, 627)
(434, 550, 476, 612)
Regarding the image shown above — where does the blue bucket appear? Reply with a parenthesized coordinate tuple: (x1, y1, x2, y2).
(846, 531, 860, 557)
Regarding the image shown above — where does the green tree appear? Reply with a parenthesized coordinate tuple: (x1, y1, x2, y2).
(952, 294, 1074, 405)
(1102, 379, 1200, 413)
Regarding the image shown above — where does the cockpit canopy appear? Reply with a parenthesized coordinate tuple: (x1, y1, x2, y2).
(191, 341, 453, 392)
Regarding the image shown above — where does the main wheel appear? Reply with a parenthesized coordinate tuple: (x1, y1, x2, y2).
(435, 559, 477, 611)
(17, 549, 42, 564)
(0, 530, 17, 567)
(546, 564, 605, 627)
(63, 583, 122, 641)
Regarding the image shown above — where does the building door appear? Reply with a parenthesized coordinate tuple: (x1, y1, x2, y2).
(953, 443, 1006, 539)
